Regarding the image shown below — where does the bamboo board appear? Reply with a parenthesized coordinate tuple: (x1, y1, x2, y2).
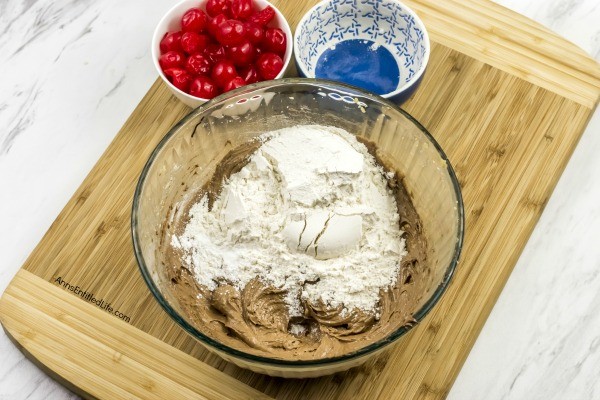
(2, 0, 599, 398)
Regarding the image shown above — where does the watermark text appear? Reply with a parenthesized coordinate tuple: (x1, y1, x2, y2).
(54, 277, 131, 323)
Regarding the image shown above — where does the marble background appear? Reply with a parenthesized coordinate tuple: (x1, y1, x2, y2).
(0, 0, 598, 398)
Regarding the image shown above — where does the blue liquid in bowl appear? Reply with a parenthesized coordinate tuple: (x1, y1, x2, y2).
(315, 39, 400, 95)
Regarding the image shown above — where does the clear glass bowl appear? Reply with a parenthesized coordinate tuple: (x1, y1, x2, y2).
(132, 79, 464, 378)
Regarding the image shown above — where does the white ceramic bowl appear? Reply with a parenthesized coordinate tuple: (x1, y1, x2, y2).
(294, 0, 430, 104)
(152, 0, 293, 108)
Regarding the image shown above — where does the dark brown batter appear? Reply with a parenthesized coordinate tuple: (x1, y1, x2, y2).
(159, 136, 428, 360)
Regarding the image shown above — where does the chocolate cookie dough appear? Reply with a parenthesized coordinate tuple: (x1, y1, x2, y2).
(158, 134, 428, 360)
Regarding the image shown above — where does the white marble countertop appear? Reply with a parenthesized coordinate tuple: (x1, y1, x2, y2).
(1, 0, 598, 399)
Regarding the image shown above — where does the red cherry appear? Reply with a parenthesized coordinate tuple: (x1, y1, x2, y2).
(226, 40, 255, 66)
(189, 76, 219, 99)
(211, 60, 238, 87)
(263, 28, 286, 55)
(181, 8, 209, 32)
(247, 6, 275, 26)
(216, 19, 246, 46)
(208, 14, 228, 37)
(223, 76, 246, 92)
(256, 53, 283, 80)
(206, 0, 231, 18)
(239, 65, 259, 84)
(186, 53, 212, 75)
(203, 43, 227, 63)
(243, 22, 264, 45)
(181, 32, 210, 55)
(196, 34, 212, 51)
(231, 0, 253, 20)
(164, 68, 192, 92)
(160, 31, 183, 53)
(159, 51, 185, 70)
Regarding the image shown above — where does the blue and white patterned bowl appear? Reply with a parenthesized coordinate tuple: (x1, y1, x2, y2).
(294, 0, 430, 104)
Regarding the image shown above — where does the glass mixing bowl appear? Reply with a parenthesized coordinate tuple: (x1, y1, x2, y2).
(132, 79, 464, 378)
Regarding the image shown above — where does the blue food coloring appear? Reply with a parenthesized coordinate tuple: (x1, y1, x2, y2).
(315, 39, 400, 95)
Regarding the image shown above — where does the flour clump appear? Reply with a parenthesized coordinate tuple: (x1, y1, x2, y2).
(173, 125, 407, 318)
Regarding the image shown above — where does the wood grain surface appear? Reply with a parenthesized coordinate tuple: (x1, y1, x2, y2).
(1, 0, 599, 399)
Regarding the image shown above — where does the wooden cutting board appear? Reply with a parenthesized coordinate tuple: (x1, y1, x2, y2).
(2, 0, 599, 398)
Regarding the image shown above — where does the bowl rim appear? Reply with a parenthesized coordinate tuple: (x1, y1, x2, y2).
(293, 0, 431, 100)
(131, 78, 464, 367)
(151, 0, 293, 103)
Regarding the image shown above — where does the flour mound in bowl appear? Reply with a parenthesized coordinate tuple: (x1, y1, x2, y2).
(166, 125, 428, 359)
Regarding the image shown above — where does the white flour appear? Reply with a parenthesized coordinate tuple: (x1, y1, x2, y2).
(173, 125, 406, 317)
